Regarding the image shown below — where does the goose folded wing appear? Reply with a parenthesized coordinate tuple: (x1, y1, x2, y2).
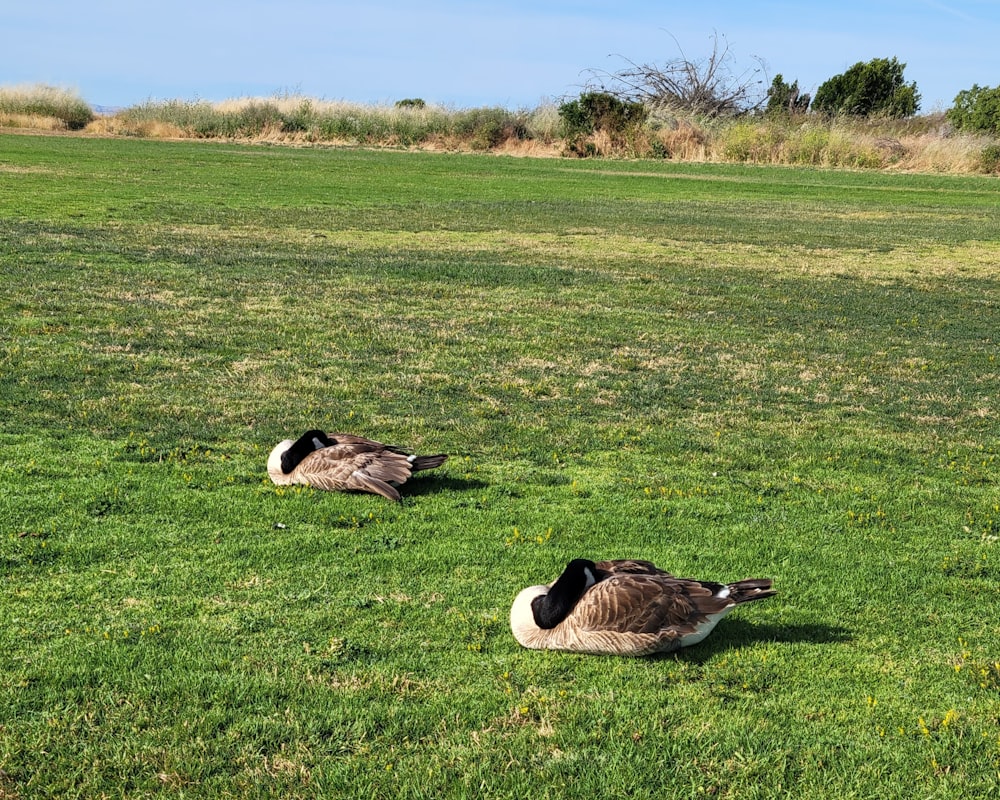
(575, 576, 727, 634)
(595, 559, 674, 578)
(293, 449, 359, 490)
(325, 434, 388, 453)
(352, 450, 414, 484)
(344, 471, 402, 501)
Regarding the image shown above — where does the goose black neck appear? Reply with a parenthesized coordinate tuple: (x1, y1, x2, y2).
(531, 559, 597, 629)
(281, 429, 334, 474)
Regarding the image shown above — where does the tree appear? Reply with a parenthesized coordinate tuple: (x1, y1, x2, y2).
(946, 84, 1000, 135)
(583, 32, 767, 117)
(765, 74, 810, 116)
(812, 57, 919, 118)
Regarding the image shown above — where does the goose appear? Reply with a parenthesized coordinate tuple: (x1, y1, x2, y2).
(510, 558, 775, 656)
(267, 429, 448, 502)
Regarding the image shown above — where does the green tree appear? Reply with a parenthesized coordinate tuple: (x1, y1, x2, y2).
(765, 74, 810, 116)
(812, 57, 919, 117)
(946, 84, 1000, 134)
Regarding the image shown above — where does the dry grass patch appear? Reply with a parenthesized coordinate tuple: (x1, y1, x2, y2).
(0, 113, 67, 131)
(893, 132, 996, 173)
(87, 116, 187, 139)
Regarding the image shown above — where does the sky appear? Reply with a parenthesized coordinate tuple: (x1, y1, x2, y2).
(2, 1, 998, 112)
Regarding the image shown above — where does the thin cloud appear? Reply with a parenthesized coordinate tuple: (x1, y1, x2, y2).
(918, 0, 977, 23)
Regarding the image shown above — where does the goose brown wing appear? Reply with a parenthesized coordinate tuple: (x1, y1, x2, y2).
(349, 449, 414, 485)
(343, 471, 402, 502)
(305, 445, 412, 500)
(326, 433, 389, 453)
(325, 434, 420, 483)
(594, 559, 674, 578)
(293, 448, 362, 491)
(292, 450, 401, 500)
(574, 576, 730, 635)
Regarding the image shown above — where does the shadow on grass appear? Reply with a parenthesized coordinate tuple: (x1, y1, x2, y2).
(656, 619, 853, 662)
(402, 474, 489, 498)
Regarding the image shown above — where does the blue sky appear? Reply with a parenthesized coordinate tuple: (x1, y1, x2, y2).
(2, 1, 997, 111)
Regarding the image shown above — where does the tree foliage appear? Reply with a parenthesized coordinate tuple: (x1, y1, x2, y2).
(558, 91, 648, 137)
(765, 74, 810, 116)
(812, 57, 919, 118)
(557, 91, 648, 156)
(584, 32, 767, 117)
(946, 84, 1000, 135)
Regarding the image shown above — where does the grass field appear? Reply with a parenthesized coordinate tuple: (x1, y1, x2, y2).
(1, 132, 998, 798)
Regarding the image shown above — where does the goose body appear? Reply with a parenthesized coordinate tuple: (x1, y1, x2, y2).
(510, 559, 775, 656)
(267, 429, 447, 502)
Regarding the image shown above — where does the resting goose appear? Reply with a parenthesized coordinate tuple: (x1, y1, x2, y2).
(267, 429, 447, 502)
(510, 558, 775, 656)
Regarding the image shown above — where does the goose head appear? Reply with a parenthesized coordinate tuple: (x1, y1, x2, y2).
(266, 440, 295, 484)
(510, 559, 598, 645)
(267, 430, 334, 484)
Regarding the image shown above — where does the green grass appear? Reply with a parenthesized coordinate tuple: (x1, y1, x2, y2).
(1, 133, 999, 798)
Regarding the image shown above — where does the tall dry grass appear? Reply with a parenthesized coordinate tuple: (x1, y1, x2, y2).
(3, 84, 998, 173)
(0, 84, 94, 130)
(90, 94, 559, 151)
(545, 106, 998, 173)
(696, 113, 995, 173)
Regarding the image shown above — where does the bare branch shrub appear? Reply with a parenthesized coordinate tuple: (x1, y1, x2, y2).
(583, 32, 768, 117)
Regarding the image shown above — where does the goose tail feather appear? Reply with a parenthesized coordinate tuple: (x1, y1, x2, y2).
(410, 454, 448, 472)
(727, 579, 776, 604)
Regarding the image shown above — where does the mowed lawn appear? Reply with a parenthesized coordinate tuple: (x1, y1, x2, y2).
(1, 133, 998, 798)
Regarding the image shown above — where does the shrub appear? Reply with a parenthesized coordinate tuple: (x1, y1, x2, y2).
(978, 144, 1000, 173)
(813, 57, 919, 118)
(0, 84, 95, 130)
(395, 98, 426, 109)
(947, 84, 1000, 135)
(452, 107, 528, 150)
(113, 100, 221, 137)
(587, 32, 767, 117)
(281, 99, 315, 133)
(558, 91, 647, 138)
(718, 121, 784, 163)
(524, 103, 562, 143)
(225, 101, 283, 136)
(558, 91, 648, 156)
(785, 125, 829, 165)
(819, 126, 888, 169)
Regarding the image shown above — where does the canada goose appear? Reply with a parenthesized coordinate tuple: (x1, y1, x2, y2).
(510, 558, 775, 656)
(267, 429, 448, 502)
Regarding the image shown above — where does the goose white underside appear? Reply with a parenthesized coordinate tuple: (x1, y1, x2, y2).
(674, 606, 734, 647)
